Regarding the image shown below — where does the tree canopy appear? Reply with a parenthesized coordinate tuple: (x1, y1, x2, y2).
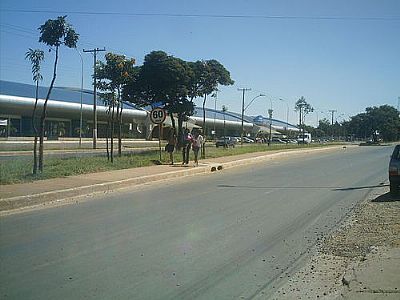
(96, 52, 136, 104)
(38, 15, 79, 49)
(123, 51, 233, 144)
(295, 97, 314, 116)
(347, 105, 400, 141)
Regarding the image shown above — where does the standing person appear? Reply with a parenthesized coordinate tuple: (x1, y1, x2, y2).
(181, 128, 192, 165)
(192, 130, 204, 166)
(165, 130, 177, 165)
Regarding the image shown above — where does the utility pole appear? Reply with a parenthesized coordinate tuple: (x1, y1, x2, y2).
(297, 102, 305, 144)
(238, 88, 251, 146)
(212, 91, 218, 137)
(83, 47, 105, 149)
(328, 109, 337, 141)
(268, 108, 273, 146)
(222, 105, 228, 148)
(397, 97, 400, 115)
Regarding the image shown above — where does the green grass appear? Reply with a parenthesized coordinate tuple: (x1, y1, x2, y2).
(0, 143, 335, 185)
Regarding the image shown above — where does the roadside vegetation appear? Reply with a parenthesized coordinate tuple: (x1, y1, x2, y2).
(1, 143, 332, 185)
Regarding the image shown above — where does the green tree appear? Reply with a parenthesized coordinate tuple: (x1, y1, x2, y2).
(317, 118, 331, 136)
(37, 15, 79, 172)
(123, 51, 234, 153)
(347, 105, 400, 142)
(295, 97, 313, 143)
(25, 48, 44, 175)
(123, 51, 193, 147)
(96, 52, 136, 161)
(347, 113, 369, 140)
(187, 59, 234, 157)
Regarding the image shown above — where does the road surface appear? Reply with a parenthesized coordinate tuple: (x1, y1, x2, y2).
(0, 146, 391, 299)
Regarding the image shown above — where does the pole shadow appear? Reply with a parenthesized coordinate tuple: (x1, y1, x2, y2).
(217, 183, 389, 191)
(333, 183, 388, 191)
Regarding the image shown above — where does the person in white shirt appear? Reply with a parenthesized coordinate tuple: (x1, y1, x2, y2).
(192, 130, 204, 166)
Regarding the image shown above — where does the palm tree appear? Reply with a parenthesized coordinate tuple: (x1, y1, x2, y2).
(37, 15, 79, 172)
(25, 48, 44, 175)
(295, 96, 313, 143)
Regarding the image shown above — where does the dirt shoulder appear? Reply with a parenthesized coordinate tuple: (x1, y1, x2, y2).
(270, 183, 400, 299)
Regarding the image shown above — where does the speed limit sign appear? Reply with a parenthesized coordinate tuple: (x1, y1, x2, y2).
(150, 108, 166, 124)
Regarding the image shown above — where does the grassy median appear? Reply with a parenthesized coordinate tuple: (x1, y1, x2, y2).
(1, 143, 332, 185)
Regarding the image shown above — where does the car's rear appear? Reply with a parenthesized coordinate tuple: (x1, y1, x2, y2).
(215, 137, 236, 148)
(389, 145, 400, 194)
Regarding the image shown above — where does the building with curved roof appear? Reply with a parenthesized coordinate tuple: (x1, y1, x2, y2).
(0, 80, 298, 139)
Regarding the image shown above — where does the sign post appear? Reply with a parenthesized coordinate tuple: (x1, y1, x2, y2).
(150, 108, 166, 162)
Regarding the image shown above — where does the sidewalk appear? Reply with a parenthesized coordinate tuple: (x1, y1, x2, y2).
(0, 146, 344, 213)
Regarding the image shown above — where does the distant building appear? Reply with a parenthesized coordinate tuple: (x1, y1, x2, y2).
(0, 80, 298, 139)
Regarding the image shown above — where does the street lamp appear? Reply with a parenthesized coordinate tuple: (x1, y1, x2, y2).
(268, 108, 273, 146)
(211, 91, 218, 137)
(76, 49, 84, 148)
(244, 94, 266, 111)
(239, 88, 251, 146)
(241, 93, 265, 145)
(222, 105, 228, 148)
(279, 98, 289, 143)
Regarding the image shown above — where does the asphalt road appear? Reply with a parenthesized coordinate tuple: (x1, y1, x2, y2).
(0, 146, 391, 299)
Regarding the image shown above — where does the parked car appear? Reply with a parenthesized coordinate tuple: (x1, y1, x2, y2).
(242, 137, 254, 143)
(271, 137, 286, 144)
(232, 137, 241, 143)
(389, 144, 400, 195)
(216, 136, 236, 148)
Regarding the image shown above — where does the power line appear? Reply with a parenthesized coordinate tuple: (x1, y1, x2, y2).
(0, 22, 136, 58)
(2, 9, 400, 21)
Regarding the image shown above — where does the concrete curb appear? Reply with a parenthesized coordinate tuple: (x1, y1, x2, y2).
(220, 145, 348, 170)
(0, 163, 223, 212)
(0, 145, 349, 213)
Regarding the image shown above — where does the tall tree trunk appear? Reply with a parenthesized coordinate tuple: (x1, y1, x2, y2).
(106, 120, 110, 161)
(110, 103, 115, 163)
(177, 114, 184, 150)
(32, 80, 40, 175)
(202, 94, 207, 159)
(118, 102, 123, 156)
(115, 99, 120, 157)
(117, 87, 122, 157)
(39, 46, 59, 173)
(170, 113, 176, 134)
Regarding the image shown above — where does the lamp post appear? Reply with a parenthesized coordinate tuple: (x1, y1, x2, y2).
(268, 108, 273, 146)
(244, 94, 266, 112)
(222, 105, 228, 148)
(211, 91, 218, 137)
(279, 98, 289, 143)
(238, 88, 251, 146)
(76, 49, 84, 148)
(240, 93, 266, 144)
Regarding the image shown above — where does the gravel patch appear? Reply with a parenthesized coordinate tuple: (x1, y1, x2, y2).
(268, 184, 400, 299)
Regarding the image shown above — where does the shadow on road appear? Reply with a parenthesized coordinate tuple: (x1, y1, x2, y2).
(372, 192, 400, 202)
(218, 183, 389, 191)
(218, 184, 337, 189)
(333, 183, 388, 191)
